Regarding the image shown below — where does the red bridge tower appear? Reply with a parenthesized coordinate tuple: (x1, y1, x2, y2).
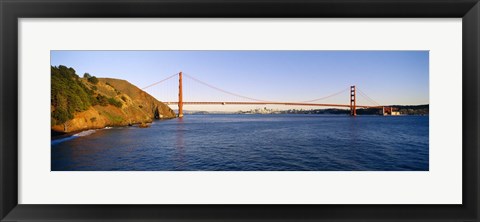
(350, 85, 356, 116)
(178, 72, 184, 118)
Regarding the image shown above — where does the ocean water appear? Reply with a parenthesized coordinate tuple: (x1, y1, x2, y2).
(51, 114, 429, 171)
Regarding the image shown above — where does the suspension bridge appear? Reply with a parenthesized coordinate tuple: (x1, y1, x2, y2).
(143, 72, 393, 117)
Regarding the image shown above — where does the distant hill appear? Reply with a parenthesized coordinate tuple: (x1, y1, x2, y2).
(280, 105, 429, 115)
(356, 105, 429, 115)
(51, 65, 176, 134)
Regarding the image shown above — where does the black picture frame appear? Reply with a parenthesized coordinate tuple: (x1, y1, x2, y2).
(1, 0, 479, 221)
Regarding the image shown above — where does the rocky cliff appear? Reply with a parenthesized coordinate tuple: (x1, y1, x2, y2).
(51, 66, 176, 134)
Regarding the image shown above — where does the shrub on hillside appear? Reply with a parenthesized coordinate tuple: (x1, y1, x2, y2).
(96, 95, 109, 106)
(108, 97, 123, 108)
(88, 76, 99, 84)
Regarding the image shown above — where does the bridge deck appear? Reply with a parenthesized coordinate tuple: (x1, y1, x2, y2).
(164, 101, 382, 109)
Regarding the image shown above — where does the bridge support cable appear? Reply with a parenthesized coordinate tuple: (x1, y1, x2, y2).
(183, 73, 273, 103)
(355, 87, 390, 115)
(356, 88, 381, 106)
(300, 87, 350, 103)
(142, 73, 179, 90)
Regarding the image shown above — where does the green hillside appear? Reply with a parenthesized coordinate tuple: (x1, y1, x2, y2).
(51, 65, 175, 133)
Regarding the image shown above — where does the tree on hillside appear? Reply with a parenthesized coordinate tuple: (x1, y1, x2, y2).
(51, 65, 96, 125)
(88, 76, 99, 84)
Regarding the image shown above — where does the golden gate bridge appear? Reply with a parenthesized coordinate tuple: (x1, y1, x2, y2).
(143, 72, 393, 117)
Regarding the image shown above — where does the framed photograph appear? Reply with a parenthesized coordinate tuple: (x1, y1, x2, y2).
(1, 0, 479, 221)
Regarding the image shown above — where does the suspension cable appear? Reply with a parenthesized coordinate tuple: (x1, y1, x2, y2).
(357, 91, 380, 106)
(183, 73, 272, 102)
(356, 88, 381, 106)
(142, 73, 178, 90)
(300, 87, 350, 103)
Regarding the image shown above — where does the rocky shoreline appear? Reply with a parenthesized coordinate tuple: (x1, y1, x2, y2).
(51, 117, 175, 140)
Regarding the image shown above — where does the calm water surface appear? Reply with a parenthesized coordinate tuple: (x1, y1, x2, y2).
(51, 114, 429, 171)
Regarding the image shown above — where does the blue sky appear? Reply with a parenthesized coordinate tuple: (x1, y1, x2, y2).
(51, 51, 429, 111)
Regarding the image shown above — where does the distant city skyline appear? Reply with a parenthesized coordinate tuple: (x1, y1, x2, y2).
(51, 50, 429, 111)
